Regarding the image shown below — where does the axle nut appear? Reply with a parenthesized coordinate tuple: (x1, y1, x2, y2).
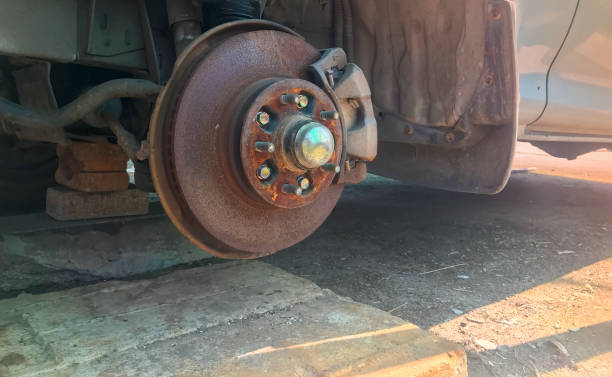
(293, 122, 335, 169)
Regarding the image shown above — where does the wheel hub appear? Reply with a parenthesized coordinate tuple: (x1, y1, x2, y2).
(239, 78, 342, 209)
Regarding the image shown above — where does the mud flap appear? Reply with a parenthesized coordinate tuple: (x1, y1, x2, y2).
(361, 0, 518, 194)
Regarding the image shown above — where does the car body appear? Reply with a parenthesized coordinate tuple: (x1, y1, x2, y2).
(0, 0, 609, 257)
(516, 0, 612, 157)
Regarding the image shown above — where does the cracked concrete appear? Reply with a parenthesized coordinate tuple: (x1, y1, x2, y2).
(0, 210, 211, 293)
(0, 261, 466, 377)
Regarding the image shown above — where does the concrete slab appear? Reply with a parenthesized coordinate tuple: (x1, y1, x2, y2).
(0, 201, 165, 234)
(0, 207, 212, 292)
(0, 261, 466, 377)
(46, 187, 148, 221)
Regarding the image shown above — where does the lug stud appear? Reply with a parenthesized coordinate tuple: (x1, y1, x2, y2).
(254, 141, 275, 153)
(444, 132, 456, 144)
(298, 176, 311, 191)
(280, 93, 300, 105)
(297, 95, 309, 109)
(282, 184, 303, 196)
(256, 111, 270, 126)
(321, 163, 341, 174)
(257, 164, 272, 181)
(320, 110, 339, 120)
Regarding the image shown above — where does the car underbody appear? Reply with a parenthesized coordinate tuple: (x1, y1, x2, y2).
(0, 0, 528, 257)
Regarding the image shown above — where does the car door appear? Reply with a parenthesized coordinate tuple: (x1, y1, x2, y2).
(525, 0, 612, 137)
(515, 0, 578, 126)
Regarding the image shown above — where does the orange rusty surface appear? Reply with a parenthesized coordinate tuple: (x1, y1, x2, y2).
(513, 142, 612, 183)
(240, 79, 341, 209)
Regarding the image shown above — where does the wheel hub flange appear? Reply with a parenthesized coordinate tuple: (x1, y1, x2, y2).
(239, 78, 342, 209)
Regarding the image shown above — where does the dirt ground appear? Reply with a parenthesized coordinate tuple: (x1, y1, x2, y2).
(264, 143, 612, 376)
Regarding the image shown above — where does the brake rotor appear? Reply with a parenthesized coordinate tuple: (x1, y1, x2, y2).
(150, 23, 344, 259)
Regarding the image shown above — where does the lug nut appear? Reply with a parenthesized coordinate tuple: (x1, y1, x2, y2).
(297, 95, 309, 109)
(320, 110, 339, 120)
(257, 164, 272, 180)
(321, 163, 341, 174)
(280, 93, 300, 105)
(254, 141, 275, 153)
(256, 111, 270, 126)
(282, 184, 303, 196)
(298, 176, 311, 191)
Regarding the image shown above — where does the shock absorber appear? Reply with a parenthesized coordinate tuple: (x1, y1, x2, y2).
(167, 0, 263, 56)
(166, 0, 203, 56)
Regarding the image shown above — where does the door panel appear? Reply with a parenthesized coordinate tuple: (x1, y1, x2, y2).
(527, 0, 612, 136)
(515, 0, 578, 125)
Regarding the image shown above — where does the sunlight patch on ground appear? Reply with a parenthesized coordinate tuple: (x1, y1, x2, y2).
(430, 259, 612, 375)
(430, 259, 610, 349)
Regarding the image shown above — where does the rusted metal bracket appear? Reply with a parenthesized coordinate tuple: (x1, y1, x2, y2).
(377, 110, 475, 148)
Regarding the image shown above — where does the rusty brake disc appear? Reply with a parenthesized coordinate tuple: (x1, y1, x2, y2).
(149, 22, 344, 259)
